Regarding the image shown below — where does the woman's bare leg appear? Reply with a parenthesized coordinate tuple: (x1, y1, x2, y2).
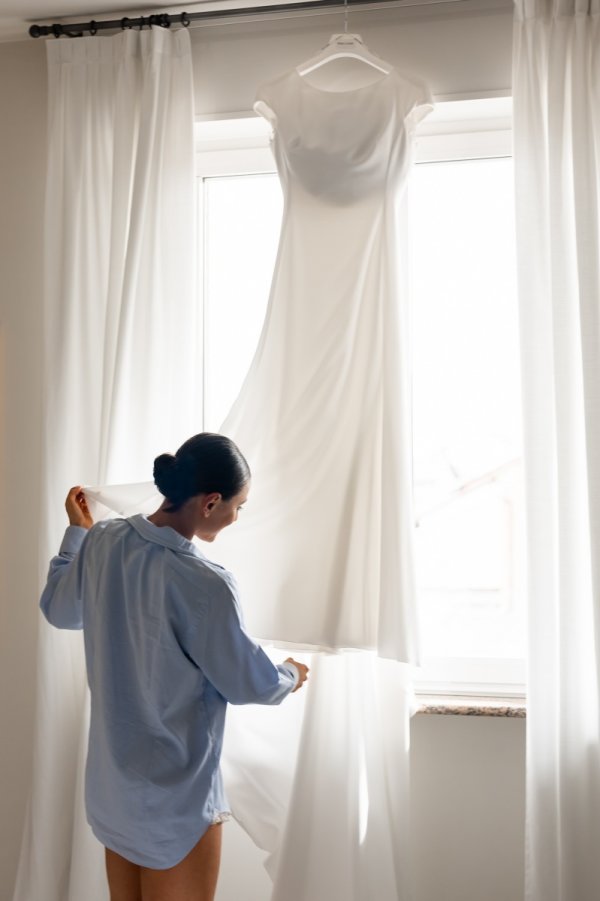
(140, 823, 223, 901)
(105, 848, 142, 901)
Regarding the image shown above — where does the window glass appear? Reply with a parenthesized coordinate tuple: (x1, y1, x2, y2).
(409, 158, 525, 662)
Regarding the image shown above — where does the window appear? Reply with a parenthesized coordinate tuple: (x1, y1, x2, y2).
(196, 98, 525, 698)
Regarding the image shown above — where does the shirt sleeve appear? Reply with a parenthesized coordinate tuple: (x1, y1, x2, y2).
(188, 578, 298, 706)
(39, 526, 89, 630)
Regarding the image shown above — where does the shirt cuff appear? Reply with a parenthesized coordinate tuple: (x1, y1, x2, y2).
(59, 525, 88, 556)
(280, 661, 299, 689)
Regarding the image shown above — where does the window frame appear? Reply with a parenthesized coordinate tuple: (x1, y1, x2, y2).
(195, 97, 526, 702)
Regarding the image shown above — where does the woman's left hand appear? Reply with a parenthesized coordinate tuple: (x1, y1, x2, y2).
(65, 486, 94, 530)
(285, 658, 309, 692)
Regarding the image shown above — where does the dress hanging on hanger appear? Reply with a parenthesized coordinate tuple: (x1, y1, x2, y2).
(211, 42, 434, 662)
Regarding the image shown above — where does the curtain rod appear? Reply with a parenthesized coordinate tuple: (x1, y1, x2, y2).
(28, 0, 466, 38)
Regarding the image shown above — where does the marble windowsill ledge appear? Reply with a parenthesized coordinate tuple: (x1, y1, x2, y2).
(415, 697, 526, 717)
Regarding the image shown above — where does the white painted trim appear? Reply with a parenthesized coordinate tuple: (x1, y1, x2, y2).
(414, 657, 526, 698)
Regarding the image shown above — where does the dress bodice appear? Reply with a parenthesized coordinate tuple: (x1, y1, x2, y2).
(254, 68, 433, 204)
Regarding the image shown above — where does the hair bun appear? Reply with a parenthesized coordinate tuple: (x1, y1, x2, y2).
(151, 434, 250, 512)
(153, 453, 180, 498)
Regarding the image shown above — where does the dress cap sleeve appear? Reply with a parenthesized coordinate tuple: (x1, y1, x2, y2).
(254, 82, 277, 125)
(398, 73, 434, 129)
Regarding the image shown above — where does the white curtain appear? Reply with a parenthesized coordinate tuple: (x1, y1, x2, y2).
(220, 652, 415, 901)
(14, 26, 418, 901)
(512, 3, 600, 899)
(12, 27, 198, 901)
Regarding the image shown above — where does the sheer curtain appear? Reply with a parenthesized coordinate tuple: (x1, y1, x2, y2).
(14, 26, 418, 901)
(512, 3, 600, 899)
(216, 651, 415, 900)
(12, 27, 198, 901)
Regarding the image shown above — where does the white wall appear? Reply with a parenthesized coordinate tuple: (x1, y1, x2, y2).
(191, 2, 513, 116)
(410, 714, 525, 901)
(0, 37, 47, 901)
(0, 6, 522, 901)
(216, 713, 526, 901)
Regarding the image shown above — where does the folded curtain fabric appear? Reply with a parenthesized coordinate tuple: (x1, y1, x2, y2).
(513, 2, 600, 899)
(13, 27, 198, 901)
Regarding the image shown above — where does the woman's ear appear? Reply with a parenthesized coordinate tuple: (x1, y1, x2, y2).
(203, 492, 222, 516)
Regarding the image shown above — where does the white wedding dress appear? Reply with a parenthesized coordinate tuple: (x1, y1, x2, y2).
(213, 63, 433, 663)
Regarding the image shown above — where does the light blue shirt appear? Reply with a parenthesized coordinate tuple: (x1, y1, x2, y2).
(40, 514, 297, 868)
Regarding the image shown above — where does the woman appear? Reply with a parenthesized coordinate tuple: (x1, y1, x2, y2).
(40, 432, 308, 901)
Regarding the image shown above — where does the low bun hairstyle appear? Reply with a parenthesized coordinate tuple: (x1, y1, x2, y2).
(153, 433, 250, 512)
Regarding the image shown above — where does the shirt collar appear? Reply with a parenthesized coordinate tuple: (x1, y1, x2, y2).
(127, 514, 206, 558)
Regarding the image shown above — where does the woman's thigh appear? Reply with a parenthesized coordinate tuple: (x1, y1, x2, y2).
(105, 848, 142, 901)
(140, 824, 223, 901)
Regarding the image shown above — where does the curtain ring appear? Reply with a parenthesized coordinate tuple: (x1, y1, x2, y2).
(121, 17, 132, 30)
(89, 20, 98, 35)
(159, 14, 171, 28)
(139, 16, 146, 30)
(51, 23, 63, 38)
(181, 12, 191, 27)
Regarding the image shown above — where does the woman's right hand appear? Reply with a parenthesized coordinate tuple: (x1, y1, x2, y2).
(65, 486, 94, 530)
(285, 657, 309, 692)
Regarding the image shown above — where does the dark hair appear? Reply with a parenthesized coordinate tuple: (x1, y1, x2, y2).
(153, 433, 250, 512)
